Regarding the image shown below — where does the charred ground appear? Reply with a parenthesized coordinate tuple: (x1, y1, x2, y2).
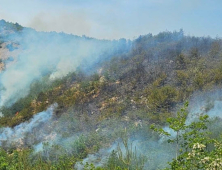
(1, 21, 222, 169)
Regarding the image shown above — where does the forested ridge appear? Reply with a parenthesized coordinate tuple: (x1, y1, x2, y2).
(0, 20, 222, 169)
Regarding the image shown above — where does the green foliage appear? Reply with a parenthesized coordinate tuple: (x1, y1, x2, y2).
(104, 131, 146, 170)
(151, 102, 222, 169)
(144, 84, 178, 124)
(175, 54, 187, 70)
(0, 149, 8, 170)
(146, 85, 178, 112)
(2, 33, 222, 128)
(72, 136, 87, 158)
(2, 30, 222, 169)
(175, 70, 189, 86)
(167, 101, 188, 133)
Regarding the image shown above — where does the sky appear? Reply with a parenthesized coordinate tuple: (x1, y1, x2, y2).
(0, 0, 222, 39)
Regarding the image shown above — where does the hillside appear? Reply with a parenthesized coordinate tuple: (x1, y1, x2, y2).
(1, 21, 222, 169)
(1, 28, 222, 127)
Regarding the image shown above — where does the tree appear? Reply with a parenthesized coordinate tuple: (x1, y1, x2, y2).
(175, 54, 187, 70)
(151, 102, 222, 169)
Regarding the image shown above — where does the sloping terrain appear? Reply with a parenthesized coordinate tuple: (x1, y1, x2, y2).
(1, 28, 222, 127)
(1, 21, 222, 169)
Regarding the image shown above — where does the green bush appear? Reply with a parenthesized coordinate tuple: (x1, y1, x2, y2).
(151, 102, 222, 170)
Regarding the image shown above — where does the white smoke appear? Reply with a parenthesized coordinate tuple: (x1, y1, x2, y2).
(75, 136, 175, 170)
(75, 141, 119, 170)
(186, 89, 222, 123)
(0, 26, 130, 107)
(0, 103, 57, 148)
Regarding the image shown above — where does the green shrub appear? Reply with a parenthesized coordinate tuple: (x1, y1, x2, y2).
(151, 102, 222, 170)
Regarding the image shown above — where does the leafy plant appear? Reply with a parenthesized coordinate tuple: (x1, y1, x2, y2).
(151, 102, 222, 169)
(105, 130, 146, 170)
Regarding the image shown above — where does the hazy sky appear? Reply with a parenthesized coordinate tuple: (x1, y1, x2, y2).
(0, 0, 222, 39)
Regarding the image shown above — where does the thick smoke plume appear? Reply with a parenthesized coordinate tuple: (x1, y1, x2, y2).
(0, 103, 57, 148)
(0, 21, 131, 107)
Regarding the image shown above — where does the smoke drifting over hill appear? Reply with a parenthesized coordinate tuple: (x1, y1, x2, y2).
(1, 19, 222, 169)
(0, 103, 57, 148)
(0, 21, 131, 107)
